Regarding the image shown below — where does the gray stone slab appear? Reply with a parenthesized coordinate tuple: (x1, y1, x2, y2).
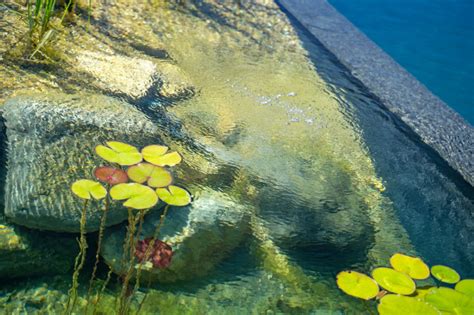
(278, 0, 474, 187)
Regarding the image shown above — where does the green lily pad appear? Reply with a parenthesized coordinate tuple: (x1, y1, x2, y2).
(414, 286, 436, 300)
(156, 185, 191, 206)
(336, 271, 379, 300)
(95, 141, 142, 166)
(390, 253, 430, 280)
(142, 145, 182, 167)
(431, 265, 461, 284)
(378, 295, 440, 315)
(110, 183, 158, 209)
(456, 280, 474, 298)
(425, 287, 474, 314)
(127, 163, 173, 188)
(71, 179, 107, 200)
(372, 267, 416, 295)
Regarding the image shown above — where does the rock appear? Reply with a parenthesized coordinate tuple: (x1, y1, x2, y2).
(101, 188, 249, 283)
(0, 220, 77, 278)
(2, 91, 163, 232)
(75, 51, 194, 101)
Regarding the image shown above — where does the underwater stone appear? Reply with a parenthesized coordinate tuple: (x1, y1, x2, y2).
(2, 91, 163, 232)
(0, 219, 76, 278)
(101, 188, 249, 283)
(75, 51, 194, 101)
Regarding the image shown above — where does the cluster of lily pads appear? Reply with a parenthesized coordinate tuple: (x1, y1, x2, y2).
(336, 253, 474, 314)
(68, 141, 192, 315)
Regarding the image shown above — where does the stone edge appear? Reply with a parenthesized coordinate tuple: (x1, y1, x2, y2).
(277, 0, 474, 187)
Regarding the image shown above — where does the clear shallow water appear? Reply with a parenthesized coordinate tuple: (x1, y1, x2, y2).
(329, 0, 474, 125)
(0, 1, 473, 313)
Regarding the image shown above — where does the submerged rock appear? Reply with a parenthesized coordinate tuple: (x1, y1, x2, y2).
(2, 91, 164, 232)
(101, 188, 249, 283)
(75, 51, 194, 102)
(0, 219, 76, 278)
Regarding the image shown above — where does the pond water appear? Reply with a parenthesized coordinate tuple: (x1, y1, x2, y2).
(0, 1, 472, 314)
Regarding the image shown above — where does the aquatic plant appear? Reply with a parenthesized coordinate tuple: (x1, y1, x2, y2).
(67, 179, 107, 314)
(336, 253, 474, 314)
(67, 140, 191, 314)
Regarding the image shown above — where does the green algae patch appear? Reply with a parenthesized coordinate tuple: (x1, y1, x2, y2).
(336, 271, 379, 300)
(71, 180, 107, 200)
(431, 265, 461, 284)
(96, 141, 143, 166)
(390, 253, 430, 280)
(372, 267, 416, 295)
(110, 183, 158, 209)
(378, 295, 439, 315)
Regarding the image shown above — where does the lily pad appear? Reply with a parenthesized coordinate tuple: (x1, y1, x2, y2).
(431, 265, 461, 284)
(142, 145, 182, 167)
(95, 141, 142, 166)
(71, 180, 107, 200)
(378, 295, 440, 315)
(372, 267, 416, 295)
(110, 183, 158, 209)
(390, 253, 430, 280)
(456, 280, 474, 298)
(414, 286, 436, 300)
(94, 166, 128, 185)
(425, 287, 474, 314)
(156, 185, 191, 206)
(336, 271, 379, 300)
(127, 163, 173, 188)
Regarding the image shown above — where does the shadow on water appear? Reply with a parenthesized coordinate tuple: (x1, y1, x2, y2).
(276, 1, 474, 277)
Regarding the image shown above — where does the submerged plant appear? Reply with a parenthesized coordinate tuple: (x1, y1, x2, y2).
(67, 141, 191, 314)
(336, 253, 474, 314)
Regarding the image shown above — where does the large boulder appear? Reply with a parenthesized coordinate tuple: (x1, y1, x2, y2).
(101, 188, 249, 283)
(2, 91, 164, 232)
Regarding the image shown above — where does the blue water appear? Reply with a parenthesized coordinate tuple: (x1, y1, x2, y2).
(329, 0, 474, 125)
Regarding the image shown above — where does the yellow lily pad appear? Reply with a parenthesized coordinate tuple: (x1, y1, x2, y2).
(336, 271, 379, 300)
(378, 295, 440, 315)
(425, 287, 474, 314)
(431, 265, 461, 284)
(372, 267, 416, 295)
(127, 163, 173, 188)
(390, 253, 430, 280)
(142, 145, 182, 167)
(456, 280, 474, 298)
(156, 185, 191, 206)
(71, 180, 107, 200)
(95, 141, 142, 166)
(414, 286, 436, 300)
(110, 183, 158, 209)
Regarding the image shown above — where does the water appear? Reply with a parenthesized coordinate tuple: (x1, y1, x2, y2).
(0, 1, 473, 313)
(329, 0, 474, 125)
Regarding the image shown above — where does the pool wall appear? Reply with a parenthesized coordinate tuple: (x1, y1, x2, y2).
(277, 0, 474, 187)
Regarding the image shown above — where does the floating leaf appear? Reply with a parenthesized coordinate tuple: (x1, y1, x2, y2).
(456, 280, 474, 298)
(425, 287, 474, 314)
(127, 163, 172, 188)
(156, 185, 191, 206)
(142, 145, 182, 167)
(390, 253, 430, 280)
(110, 183, 158, 209)
(372, 267, 416, 295)
(431, 265, 461, 284)
(71, 180, 107, 200)
(414, 286, 436, 300)
(378, 295, 440, 315)
(94, 166, 128, 185)
(336, 271, 379, 300)
(95, 141, 142, 166)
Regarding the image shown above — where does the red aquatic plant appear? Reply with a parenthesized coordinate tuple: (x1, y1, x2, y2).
(94, 166, 128, 185)
(135, 238, 173, 269)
